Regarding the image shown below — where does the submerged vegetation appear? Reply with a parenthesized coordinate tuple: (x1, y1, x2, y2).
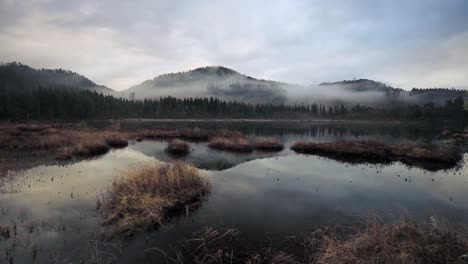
(158, 217, 468, 264)
(291, 140, 462, 170)
(102, 161, 210, 238)
(254, 137, 284, 151)
(166, 139, 190, 155)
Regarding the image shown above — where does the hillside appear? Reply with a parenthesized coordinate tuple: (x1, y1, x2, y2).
(0, 62, 465, 107)
(0, 62, 115, 95)
(122, 66, 290, 104)
(319, 79, 402, 94)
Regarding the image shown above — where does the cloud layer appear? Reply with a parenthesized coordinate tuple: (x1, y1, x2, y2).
(1, 0, 467, 90)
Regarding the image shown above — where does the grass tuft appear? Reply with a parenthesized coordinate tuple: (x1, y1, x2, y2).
(314, 217, 468, 264)
(102, 161, 210, 238)
(208, 136, 253, 152)
(166, 139, 190, 155)
(291, 140, 462, 170)
(254, 137, 284, 151)
(105, 134, 128, 148)
(157, 217, 468, 264)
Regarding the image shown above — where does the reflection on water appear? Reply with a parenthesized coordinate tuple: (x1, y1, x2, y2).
(109, 120, 455, 144)
(1, 122, 468, 263)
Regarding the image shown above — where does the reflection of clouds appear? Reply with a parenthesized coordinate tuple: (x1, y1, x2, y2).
(1, 148, 157, 221)
(212, 154, 468, 221)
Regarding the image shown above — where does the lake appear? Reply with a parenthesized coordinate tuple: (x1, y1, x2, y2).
(1, 121, 467, 263)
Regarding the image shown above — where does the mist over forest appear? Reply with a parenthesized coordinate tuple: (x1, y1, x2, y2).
(1, 62, 467, 110)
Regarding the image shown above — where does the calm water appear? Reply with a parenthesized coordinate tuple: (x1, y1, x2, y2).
(1, 121, 467, 263)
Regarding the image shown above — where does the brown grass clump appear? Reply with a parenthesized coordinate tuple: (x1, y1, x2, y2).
(208, 130, 253, 152)
(74, 140, 111, 157)
(291, 140, 462, 170)
(105, 134, 128, 148)
(166, 139, 190, 155)
(155, 218, 468, 264)
(314, 217, 468, 264)
(208, 136, 253, 152)
(254, 137, 284, 151)
(102, 161, 210, 238)
(0, 124, 133, 160)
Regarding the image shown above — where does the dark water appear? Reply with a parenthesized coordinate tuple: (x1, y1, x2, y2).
(1, 121, 467, 263)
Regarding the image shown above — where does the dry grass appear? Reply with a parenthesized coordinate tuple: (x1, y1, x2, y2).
(102, 161, 210, 238)
(314, 217, 468, 264)
(0, 124, 131, 160)
(208, 136, 253, 152)
(155, 218, 468, 264)
(105, 134, 129, 148)
(166, 139, 190, 155)
(0, 123, 252, 162)
(254, 137, 284, 151)
(291, 140, 462, 170)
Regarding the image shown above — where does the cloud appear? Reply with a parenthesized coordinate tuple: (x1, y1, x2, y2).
(0, 0, 467, 90)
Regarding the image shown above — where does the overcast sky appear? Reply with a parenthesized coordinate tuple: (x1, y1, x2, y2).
(1, 0, 467, 91)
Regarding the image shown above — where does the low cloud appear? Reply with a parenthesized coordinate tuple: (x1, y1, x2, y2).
(0, 0, 467, 90)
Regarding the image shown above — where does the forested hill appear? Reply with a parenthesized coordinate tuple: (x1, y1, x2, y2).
(319, 79, 403, 94)
(0, 86, 465, 122)
(319, 79, 467, 105)
(0, 62, 115, 95)
(122, 66, 290, 104)
(1, 62, 466, 107)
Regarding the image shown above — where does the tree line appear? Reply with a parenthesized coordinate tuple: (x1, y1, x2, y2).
(0, 86, 466, 122)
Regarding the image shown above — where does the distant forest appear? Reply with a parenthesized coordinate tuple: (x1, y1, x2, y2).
(0, 86, 466, 122)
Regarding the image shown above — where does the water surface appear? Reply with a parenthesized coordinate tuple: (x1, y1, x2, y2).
(1, 121, 467, 263)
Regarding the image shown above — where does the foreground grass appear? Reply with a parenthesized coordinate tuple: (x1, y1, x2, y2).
(291, 140, 462, 171)
(158, 217, 468, 264)
(166, 139, 190, 155)
(102, 161, 210, 238)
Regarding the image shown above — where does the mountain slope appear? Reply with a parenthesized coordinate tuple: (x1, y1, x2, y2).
(122, 66, 289, 104)
(0, 62, 115, 95)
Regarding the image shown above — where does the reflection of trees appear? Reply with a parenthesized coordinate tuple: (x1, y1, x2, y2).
(114, 121, 444, 142)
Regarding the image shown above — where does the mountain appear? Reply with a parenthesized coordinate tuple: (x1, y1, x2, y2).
(1, 62, 465, 107)
(319, 79, 402, 94)
(123, 69, 413, 106)
(0, 62, 115, 95)
(122, 66, 290, 104)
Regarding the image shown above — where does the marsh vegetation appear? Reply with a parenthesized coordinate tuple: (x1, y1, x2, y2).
(1, 120, 467, 263)
(291, 140, 462, 170)
(102, 161, 210, 238)
(160, 217, 468, 264)
(166, 139, 190, 155)
(254, 137, 284, 151)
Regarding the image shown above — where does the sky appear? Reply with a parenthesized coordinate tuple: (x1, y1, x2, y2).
(1, 0, 468, 91)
